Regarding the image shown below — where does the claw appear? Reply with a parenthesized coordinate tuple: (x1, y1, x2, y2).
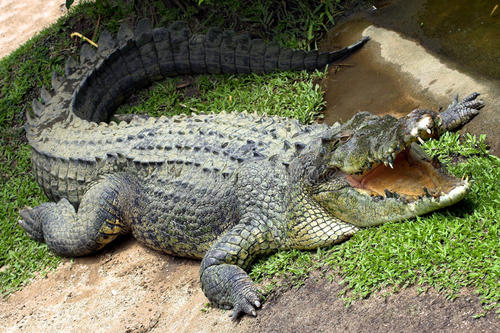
(417, 136, 425, 144)
(387, 154, 394, 169)
(452, 94, 459, 105)
(230, 302, 257, 321)
(426, 128, 432, 135)
(440, 93, 483, 133)
(462, 92, 480, 102)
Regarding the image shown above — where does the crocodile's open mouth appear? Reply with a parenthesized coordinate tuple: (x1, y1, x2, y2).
(345, 145, 464, 201)
(314, 143, 469, 227)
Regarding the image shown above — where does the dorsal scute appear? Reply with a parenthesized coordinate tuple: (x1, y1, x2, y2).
(135, 18, 153, 45)
(117, 21, 134, 45)
(64, 56, 78, 76)
(32, 99, 44, 117)
(40, 86, 53, 105)
(80, 43, 97, 65)
(51, 71, 63, 91)
(97, 29, 116, 57)
(167, 21, 192, 74)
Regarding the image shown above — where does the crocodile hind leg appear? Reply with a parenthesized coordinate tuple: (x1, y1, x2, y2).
(19, 173, 140, 257)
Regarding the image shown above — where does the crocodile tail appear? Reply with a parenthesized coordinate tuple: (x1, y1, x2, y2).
(78, 20, 369, 123)
(24, 24, 114, 138)
(24, 69, 73, 140)
(27, 19, 370, 132)
(187, 29, 370, 74)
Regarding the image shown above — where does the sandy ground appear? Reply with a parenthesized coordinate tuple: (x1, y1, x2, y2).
(0, 0, 79, 59)
(0, 239, 241, 333)
(1, 238, 497, 332)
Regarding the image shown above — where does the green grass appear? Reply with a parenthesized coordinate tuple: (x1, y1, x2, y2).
(0, 0, 498, 319)
(0, 12, 82, 294)
(250, 133, 500, 314)
(70, 0, 349, 50)
(117, 70, 326, 123)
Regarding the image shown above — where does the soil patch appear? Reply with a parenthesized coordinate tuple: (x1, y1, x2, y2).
(0, 239, 244, 333)
(1, 242, 497, 332)
(0, 1, 80, 59)
(247, 272, 499, 332)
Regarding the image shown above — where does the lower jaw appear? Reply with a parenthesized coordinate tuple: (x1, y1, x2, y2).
(314, 182, 469, 228)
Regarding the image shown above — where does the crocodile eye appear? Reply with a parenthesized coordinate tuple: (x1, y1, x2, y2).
(339, 132, 352, 143)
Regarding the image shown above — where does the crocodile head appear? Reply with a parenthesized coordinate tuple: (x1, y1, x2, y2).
(312, 111, 469, 227)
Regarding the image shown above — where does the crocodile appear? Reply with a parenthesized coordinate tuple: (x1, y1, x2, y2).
(19, 19, 483, 320)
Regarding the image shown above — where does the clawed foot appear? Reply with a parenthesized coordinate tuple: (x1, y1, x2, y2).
(19, 204, 48, 241)
(439, 92, 484, 133)
(200, 263, 263, 321)
(227, 282, 262, 321)
(404, 92, 484, 143)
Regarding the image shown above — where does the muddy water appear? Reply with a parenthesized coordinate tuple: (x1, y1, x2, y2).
(369, 0, 500, 80)
(320, 0, 500, 126)
(320, 19, 437, 124)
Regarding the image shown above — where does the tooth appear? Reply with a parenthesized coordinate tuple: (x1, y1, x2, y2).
(426, 128, 432, 134)
(392, 152, 396, 160)
(417, 136, 425, 144)
(383, 160, 388, 167)
(423, 187, 431, 196)
(384, 189, 399, 199)
(388, 162, 394, 169)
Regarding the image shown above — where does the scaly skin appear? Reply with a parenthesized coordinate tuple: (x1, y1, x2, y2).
(25, 19, 369, 207)
(19, 19, 483, 320)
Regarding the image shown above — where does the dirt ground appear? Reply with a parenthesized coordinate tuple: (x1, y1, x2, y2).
(0, 239, 242, 333)
(1, 238, 498, 332)
(248, 273, 499, 333)
(0, 0, 82, 59)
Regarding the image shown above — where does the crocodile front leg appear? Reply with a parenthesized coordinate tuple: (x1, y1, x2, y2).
(200, 222, 273, 320)
(200, 160, 290, 320)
